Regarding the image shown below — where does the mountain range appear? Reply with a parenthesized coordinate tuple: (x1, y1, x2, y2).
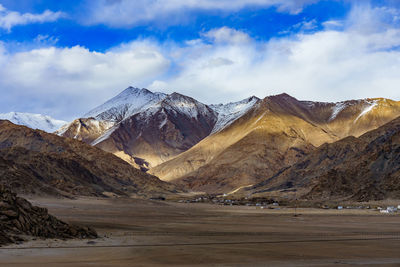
(0, 112, 67, 133)
(2, 86, 400, 202)
(57, 87, 400, 196)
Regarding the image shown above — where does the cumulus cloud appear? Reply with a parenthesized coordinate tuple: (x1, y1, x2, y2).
(0, 41, 169, 119)
(202, 27, 251, 44)
(0, 4, 64, 31)
(149, 3, 400, 104)
(82, 0, 318, 27)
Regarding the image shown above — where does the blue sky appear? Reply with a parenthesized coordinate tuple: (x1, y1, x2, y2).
(0, 0, 400, 120)
(1, 1, 350, 51)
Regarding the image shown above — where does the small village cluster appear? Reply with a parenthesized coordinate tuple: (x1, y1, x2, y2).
(178, 196, 278, 207)
(179, 197, 400, 214)
(337, 205, 400, 214)
(377, 206, 400, 214)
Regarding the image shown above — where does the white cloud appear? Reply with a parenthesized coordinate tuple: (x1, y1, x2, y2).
(149, 4, 400, 104)
(345, 3, 400, 33)
(293, 19, 318, 31)
(82, 0, 318, 27)
(0, 4, 64, 31)
(202, 27, 251, 44)
(322, 20, 343, 30)
(0, 41, 169, 119)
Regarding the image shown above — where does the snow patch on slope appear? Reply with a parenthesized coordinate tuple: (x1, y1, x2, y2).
(210, 96, 260, 134)
(329, 102, 348, 121)
(0, 112, 67, 133)
(354, 100, 379, 123)
(91, 124, 119, 146)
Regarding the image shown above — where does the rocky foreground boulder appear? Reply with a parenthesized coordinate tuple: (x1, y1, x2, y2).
(0, 184, 97, 246)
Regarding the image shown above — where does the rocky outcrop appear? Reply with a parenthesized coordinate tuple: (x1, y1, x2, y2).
(0, 184, 97, 246)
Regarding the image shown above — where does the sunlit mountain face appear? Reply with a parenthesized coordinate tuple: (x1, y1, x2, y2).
(57, 87, 400, 195)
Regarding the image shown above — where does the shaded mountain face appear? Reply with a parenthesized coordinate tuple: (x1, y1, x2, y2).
(151, 94, 400, 194)
(243, 116, 400, 202)
(58, 87, 253, 169)
(92, 92, 218, 169)
(0, 120, 178, 198)
(0, 184, 97, 246)
(0, 112, 67, 133)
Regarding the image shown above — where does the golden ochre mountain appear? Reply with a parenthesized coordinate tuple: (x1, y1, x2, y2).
(241, 116, 400, 202)
(0, 120, 178, 198)
(150, 94, 400, 194)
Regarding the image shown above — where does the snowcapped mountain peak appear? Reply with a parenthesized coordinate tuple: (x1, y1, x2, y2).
(84, 87, 167, 122)
(163, 92, 197, 104)
(119, 86, 159, 98)
(210, 96, 260, 134)
(0, 112, 67, 133)
(161, 92, 215, 119)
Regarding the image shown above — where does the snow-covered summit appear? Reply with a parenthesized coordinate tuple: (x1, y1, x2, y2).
(84, 87, 167, 122)
(210, 96, 260, 134)
(0, 112, 67, 133)
(161, 92, 216, 119)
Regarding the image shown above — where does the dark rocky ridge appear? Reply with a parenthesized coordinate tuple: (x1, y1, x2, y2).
(0, 184, 97, 246)
(0, 120, 178, 198)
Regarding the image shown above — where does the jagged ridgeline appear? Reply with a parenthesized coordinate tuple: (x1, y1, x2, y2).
(58, 87, 400, 196)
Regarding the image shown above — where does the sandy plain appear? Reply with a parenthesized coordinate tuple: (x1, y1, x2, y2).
(0, 197, 400, 266)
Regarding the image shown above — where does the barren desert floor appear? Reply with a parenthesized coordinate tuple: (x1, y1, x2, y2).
(1, 197, 400, 266)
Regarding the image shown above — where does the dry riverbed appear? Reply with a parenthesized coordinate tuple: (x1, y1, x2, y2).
(1, 197, 400, 266)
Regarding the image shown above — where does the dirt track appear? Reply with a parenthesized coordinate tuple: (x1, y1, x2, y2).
(1, 197, 400, 266)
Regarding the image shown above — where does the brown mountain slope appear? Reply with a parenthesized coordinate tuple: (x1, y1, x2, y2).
(58, 89, 218, 169)
(0, 184, 97, 246)
(0, 120, 178, 198)
(150, 94, 337, 192)
(93, 93, 217, 169)
(243, 116, 400, 202)
(151, 94, 400, 194)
